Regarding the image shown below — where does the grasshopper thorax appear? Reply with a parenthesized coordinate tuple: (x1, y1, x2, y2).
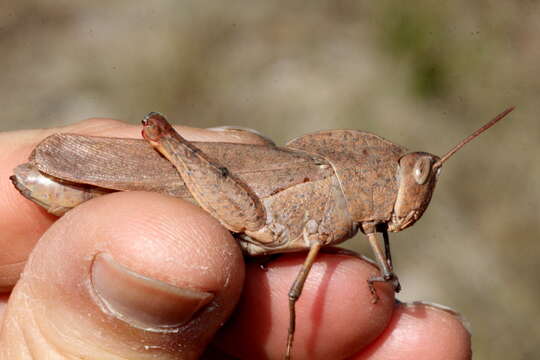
(388, 152, 440, 232)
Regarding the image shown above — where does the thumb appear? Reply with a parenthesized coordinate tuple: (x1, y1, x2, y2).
(0, 192, 244, 359)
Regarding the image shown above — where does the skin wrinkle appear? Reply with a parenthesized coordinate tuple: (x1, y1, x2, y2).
(43, 317, 126, 360)
(19, 285, 66, 359)
(178, 223, 229, 290)
(2, 305, 31, 359)
(103, 222, 195, 289)
(31, 274, 179, 359)
(390, 314, 419, 352)
(217, 238, 239, 292)
(120, 209, 204, 253)
(33, 313, 80, 360)
(185, 220, 238, 288)
(0, 260, 27, 268)
(118, 221, 184, 266)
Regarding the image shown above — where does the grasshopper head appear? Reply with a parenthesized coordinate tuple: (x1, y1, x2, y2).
(387, 106, 515, 232)
(388, 152, 440, 232)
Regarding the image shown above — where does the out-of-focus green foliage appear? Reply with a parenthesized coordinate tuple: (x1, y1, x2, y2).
(379, 4, 450, 97)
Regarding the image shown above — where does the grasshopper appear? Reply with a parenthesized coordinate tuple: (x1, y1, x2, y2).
(11, 107, 514, 359)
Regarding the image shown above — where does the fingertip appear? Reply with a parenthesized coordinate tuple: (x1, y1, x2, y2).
(353, 302, 472, 360)
(215, 252, 395, 359)
(1, 192, 245, 358)
(0, 134, 57, 291)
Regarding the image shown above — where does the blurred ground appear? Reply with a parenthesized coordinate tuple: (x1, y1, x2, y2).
(1, 1, 539, 359)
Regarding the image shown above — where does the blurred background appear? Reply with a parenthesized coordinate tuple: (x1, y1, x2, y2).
(1, 1, 539, 358)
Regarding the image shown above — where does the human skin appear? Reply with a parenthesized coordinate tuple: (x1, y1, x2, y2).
(0, 119, 471, 359)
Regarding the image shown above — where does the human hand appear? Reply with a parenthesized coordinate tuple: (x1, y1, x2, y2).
(0, 119, 471, 359)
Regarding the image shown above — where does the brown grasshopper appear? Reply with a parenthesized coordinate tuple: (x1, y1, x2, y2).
(11, 107, 514, 359)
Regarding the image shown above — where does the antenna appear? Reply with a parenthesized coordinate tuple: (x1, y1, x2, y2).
(432, 107, 515, 169)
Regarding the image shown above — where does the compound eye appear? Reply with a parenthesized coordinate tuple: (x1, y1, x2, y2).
(413, 157, 432, 184)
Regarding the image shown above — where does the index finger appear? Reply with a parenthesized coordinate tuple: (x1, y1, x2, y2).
(0, 117, 270, 291)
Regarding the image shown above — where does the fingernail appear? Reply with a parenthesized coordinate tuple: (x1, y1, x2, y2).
(402, 300, 472, 335)
(91, 253, 214, 331)
(206, 126, 275, 145)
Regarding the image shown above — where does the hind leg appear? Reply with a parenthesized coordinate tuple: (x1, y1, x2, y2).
(142, 113, 266, 233)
